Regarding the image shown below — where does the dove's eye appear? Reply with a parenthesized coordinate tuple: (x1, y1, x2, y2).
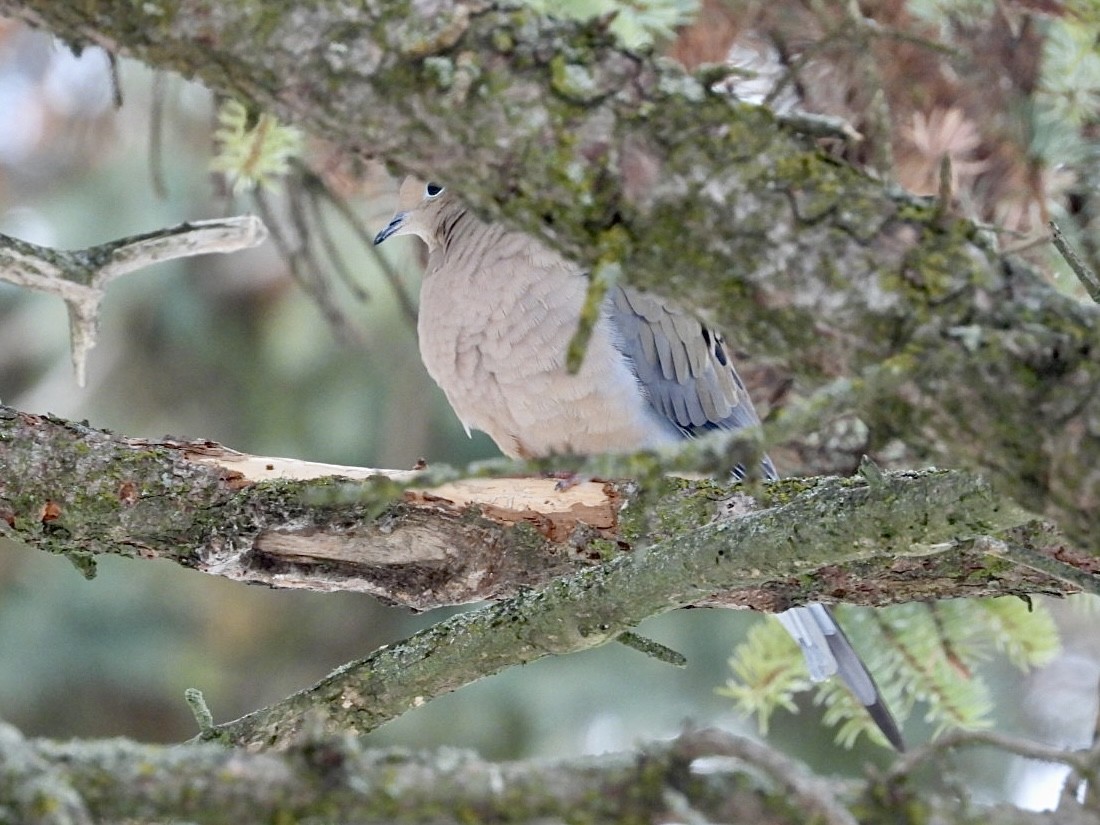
(425, 182, 444, 198)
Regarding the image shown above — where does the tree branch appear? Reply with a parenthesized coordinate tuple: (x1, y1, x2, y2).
(2, 4, 1097, 819)
(0, 403, 1080, 609)
(206, 455, 1053, 747)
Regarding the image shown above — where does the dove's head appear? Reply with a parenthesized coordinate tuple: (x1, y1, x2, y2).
(373, 176, 457, 251)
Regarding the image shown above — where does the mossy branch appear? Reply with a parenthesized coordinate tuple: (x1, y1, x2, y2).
(3, 403, 1088, 746)
(211, 464, 1038, 748)
(0, 403, 1083, 612)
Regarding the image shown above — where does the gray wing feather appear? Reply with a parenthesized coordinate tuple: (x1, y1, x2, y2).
(777, 604, 905, 750)
(608, 285, 776, 478)
(803, 605, 906, 750)
(780, 605, 875, 703)
(608, 286, 762, 437)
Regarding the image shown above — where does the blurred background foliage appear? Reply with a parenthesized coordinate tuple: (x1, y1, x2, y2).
(0, 0, 1098, 811)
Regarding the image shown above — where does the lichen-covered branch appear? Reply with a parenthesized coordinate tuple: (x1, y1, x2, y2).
(0, 405, 621, 606)
(0, 404, 1082, 616)
(0, 722, 1094, 825)
(1, 0, 1096, 553)
(207, 460, 1047, 747)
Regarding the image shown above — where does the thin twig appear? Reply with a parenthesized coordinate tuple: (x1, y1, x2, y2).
(616, 630, 687, 667)
(296, 161, 419, 326)
(777, 109, 863, 142)
(306, 184, 369, 302)
(107, 50, 123, 108)
(934, 154, 954, 227)
(148, 71, 169, 199)
(185, 688, 216, 737)
(254, 176, 364, 345)
(90, 217, 267, 284)
(884, 728, 1100, 785)
(1051, 220, 1100, 305)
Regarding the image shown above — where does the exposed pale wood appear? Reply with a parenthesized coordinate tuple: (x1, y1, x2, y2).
(184, 445, 419, 483)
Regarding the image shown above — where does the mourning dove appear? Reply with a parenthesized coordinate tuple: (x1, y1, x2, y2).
(375, 177, 904, 751)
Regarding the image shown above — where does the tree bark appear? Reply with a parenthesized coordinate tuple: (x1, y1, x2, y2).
(0, 403, 1076, 611)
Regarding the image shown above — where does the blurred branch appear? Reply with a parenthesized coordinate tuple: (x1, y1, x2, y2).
(295, 161, 421, 327)
(4, 723, 1090, 825)
(884, 727, 1100, 786)
(0, 721, 91, 825)
(674, 729, 861, 825)
(247, 159, 422, 344)
(0, 217, 267, 385)
(251, 186, 364, 346)
(148, 70, 169, 198)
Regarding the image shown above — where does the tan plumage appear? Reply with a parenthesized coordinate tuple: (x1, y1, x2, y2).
(374, 177, 903, 750)
(377, 178, 756, 459)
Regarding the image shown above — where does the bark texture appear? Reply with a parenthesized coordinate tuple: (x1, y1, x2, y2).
(0, 404, 1075, 613)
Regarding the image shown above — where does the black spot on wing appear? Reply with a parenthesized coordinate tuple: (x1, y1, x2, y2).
(713, 339, 729, 366)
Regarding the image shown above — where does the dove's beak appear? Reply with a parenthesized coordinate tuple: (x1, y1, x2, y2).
(373, 212, 408, 245)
